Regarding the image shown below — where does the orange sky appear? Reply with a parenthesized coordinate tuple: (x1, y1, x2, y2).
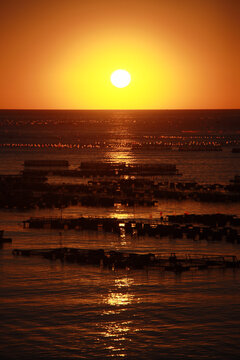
(0, 0, 239, 109)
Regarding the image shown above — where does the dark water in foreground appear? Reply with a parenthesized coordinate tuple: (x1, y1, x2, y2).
(1, 252, 240, 360)
(0, 110, 240, 359)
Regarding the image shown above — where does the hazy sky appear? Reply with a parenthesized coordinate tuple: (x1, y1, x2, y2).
(0, 0, 239, 109)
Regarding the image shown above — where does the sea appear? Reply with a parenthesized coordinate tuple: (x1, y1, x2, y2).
(0, 109, 240, 359)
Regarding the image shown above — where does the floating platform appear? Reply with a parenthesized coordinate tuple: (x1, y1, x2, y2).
(23, 215, 240, 243)
(80, 161, 180, 176)
(24, 160, 69, 167)
(12, 247, 239, 272)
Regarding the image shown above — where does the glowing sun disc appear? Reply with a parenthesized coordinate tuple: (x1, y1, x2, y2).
(111, 69, 131, 88)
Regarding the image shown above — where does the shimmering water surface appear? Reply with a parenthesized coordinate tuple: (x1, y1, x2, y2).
(0, 110, 240, 359)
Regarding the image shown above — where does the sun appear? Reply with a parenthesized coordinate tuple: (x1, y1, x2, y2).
(111, 69, 131, 88)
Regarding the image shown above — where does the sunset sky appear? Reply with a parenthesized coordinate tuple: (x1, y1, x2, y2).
(0, 0, 239, 109)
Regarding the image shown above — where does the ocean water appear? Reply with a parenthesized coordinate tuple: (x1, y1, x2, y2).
(0, 109, 240, 359)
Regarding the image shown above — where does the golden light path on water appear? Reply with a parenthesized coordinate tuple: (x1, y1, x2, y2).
(104, 113, 136, 166)
(100, 275, 140, 358)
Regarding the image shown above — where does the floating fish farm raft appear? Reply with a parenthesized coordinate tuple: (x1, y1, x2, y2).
(12, 247, 239, 272)
(23, 214, 240, 243)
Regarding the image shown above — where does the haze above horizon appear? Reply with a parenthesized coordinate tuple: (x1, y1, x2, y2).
(1, 0, 239, 110)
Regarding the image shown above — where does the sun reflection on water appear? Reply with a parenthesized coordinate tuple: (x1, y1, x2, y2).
(100, 275, 139, 358)
(104, 114, 136, 167)
(106, 147, 135, 164)
(107, 292, 135, 307)
(103, 321, 132, 339)
(105, 276, 135, 308)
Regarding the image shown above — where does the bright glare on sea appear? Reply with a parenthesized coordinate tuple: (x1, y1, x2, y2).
(0, 110, 240, 359)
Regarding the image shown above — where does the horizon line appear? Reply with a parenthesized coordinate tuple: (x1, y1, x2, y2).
(0, 108, 240, 111)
